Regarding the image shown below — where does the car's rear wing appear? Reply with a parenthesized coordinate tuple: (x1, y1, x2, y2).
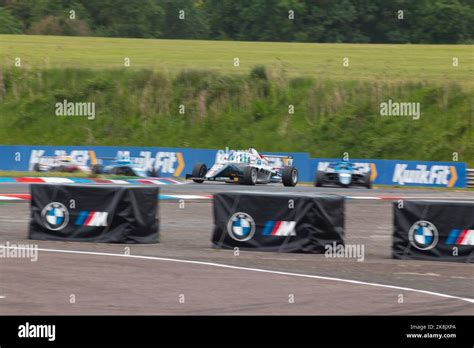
(261, 154, 294, 166)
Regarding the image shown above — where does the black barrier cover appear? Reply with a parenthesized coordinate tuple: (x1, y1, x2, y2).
(393, 201, 474, 262)
(212, 192, 344, 253)
(29, 184, 159, 244)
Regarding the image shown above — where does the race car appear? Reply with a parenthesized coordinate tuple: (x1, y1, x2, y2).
(186, 148, 298, 186)
(32, 155, 92, 174)
(314, 161, 372, 188)
(92, 153, 157, 177)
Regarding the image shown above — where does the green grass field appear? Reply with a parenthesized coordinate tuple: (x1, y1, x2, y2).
(0, 35, 473, 166)
(1, 35, 472, 86)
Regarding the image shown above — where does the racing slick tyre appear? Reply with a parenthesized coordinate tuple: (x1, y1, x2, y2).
(241, 166, 257, 185)
(53, 165, 66, 173)
(33, 163, 41, 172)
(149, 168, 158, 177)
(111, 167, 135, 176)
(363, 173, 372, 189)
(314, 170, 325, 187)
(192, 163, 207, 183)
(92, 164, 104, 175)
(282, 166, 298, 187)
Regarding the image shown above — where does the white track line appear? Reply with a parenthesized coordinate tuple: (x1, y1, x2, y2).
(0, 196, 23, 200)
(1, 245, 473, 304)
(40, 177, 75, 184)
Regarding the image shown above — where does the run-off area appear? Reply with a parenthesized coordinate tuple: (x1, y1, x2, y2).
(0, 200, 472, 315)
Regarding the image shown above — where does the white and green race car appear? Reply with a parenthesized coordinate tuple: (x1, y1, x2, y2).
(186, 148, 298, 186)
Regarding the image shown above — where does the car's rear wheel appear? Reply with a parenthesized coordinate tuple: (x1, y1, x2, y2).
(241, 166, 257, 185)
(192, 163, 207, 183)
(364, 173, 372, 189)
(282, 166, 298, 187)
(111, 167, 135, 176)
(55, 166, 66, 173)
(315, 170, 325, 187)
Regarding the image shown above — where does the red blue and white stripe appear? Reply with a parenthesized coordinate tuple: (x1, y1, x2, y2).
(75, 211, 108, 227)
(446, 229, 474, 246)
(0, 193, 212, 201)
(0, 177, 186, 185)
(262, 220, 296, 236)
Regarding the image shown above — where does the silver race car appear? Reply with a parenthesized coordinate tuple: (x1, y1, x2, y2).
(32, 155, 92, 174)
(186, 148, 298, 186)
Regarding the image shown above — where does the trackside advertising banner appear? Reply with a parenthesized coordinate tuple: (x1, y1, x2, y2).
(29, 184, 159, 244)
(0, 146, 468, 187)
(0, 145, 311, 180)
(393, 201, 474, 263)
(212, 192, 345, 253)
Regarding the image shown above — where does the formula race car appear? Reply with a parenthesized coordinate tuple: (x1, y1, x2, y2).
(314, 161, 372, 188)
(186, 148, 298, 186)
(32, 155, 92, 174)
(93, 153, 157, 177)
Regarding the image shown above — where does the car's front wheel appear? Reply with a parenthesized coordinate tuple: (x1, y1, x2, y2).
(110, 166, 136, 176)
(192, 163, 207, 183)
(92, 164, 103, 175)
(241, 166, 257, 185)
(314, 170, 325, 187)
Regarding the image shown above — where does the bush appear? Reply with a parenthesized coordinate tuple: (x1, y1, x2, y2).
(249, 65, 268, 81)
(27, 16, 90, 36)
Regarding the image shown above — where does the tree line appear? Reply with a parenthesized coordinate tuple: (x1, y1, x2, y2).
(0, 0, 473, 43)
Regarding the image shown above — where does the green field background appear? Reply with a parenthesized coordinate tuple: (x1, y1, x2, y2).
(0, 35, 473, 165)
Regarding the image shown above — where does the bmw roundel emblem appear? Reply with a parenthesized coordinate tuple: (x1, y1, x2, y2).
(41, 202, 69, 231)
(408, 220, 438, 250)
(227, 212, 256, 242)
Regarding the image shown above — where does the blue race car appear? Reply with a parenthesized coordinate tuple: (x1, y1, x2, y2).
(314, 161, 372, 189)
(92, 154, 157, 177)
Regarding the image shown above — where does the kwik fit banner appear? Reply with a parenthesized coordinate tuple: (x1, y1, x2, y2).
(0, 145, 311, 180)
(0, 145, 467, 187)
(29, 184, 159, 243)
(392, 201, 474, 263)
(212, 192, 345, 253)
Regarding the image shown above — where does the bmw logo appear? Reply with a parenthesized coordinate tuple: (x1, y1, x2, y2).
(227, 212, 256, 242)
(41, 202, 69, 231)
(408, 220, 438, 250)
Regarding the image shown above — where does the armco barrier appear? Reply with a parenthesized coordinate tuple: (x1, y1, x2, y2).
(29, 184, 159, 243)
(212, 192, 345, 253)
(392, 200, 474, 263)
(0, 145, 468, 188)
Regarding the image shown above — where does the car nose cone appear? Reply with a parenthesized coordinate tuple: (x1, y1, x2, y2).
(338, 173, 351, 185)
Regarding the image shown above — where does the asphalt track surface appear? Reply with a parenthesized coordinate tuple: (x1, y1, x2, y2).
(0, 182, 473, 315)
